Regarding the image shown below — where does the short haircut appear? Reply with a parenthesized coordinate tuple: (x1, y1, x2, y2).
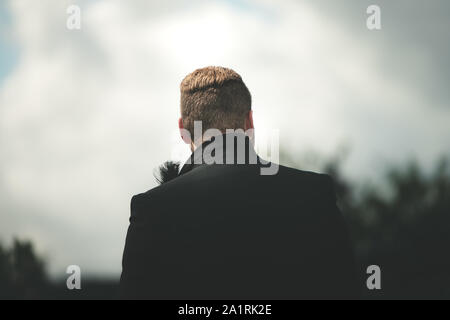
(180, 66, 252, 136)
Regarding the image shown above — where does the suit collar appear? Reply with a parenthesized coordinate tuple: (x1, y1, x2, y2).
(178, 132, 258, 176)
(178, 139, 212, 176)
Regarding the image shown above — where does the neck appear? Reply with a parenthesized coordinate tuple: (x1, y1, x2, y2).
(188, 132, 257, 165)
(190, 129, 254, 152)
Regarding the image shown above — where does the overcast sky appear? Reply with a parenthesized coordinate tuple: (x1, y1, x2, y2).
(1, 0, 449, 278)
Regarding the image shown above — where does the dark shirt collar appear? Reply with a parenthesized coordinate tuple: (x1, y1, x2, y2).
(179, 132, 259, 176)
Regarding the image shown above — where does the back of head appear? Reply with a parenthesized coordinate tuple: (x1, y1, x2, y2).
(180, 66, 252, 136)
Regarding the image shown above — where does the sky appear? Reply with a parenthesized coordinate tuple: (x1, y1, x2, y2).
(0, 0, 449, 278)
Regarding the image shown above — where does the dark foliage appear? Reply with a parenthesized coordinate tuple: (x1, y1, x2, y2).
(154, 161, 180, 184)
(0, 239, 49, 299)
(325, 157, 450, 299)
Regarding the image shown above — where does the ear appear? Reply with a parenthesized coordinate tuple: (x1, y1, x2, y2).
(244, 110, 254, 131)
(179, 118, 191, 144)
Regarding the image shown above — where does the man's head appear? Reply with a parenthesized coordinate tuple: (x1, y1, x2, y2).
(179, 66, 253, 147)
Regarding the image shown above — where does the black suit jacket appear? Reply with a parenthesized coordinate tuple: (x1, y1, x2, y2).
(120, 134, 358, 299)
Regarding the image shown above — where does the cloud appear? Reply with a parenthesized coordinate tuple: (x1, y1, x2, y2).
(0, 0, 449, 276)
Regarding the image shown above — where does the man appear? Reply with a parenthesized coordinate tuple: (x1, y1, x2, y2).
(120, 66, 358, 299)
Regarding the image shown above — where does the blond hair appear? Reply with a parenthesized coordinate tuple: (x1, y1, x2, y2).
(180, 66, 251, 136)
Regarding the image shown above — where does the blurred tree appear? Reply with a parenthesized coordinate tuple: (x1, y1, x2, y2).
(0, 239, 49, 299)
(0, 243, 14, 299)
(285, 152, 450, 299)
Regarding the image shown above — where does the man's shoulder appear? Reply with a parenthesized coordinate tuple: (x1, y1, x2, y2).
(129, 184, 167, 215)
(270, 163, 334, 193)
(131, 164, 334, 209)
(276, 163, 331, 181)
(128, 169, 203, 216)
